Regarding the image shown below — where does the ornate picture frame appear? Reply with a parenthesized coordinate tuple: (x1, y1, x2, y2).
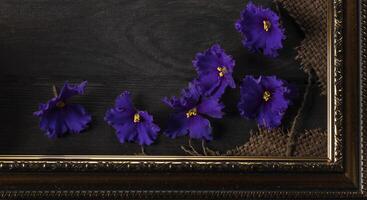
(0, 0, 364, 199)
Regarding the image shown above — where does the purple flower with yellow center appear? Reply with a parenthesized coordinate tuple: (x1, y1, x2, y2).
(163, 81, 224, 141)
(33, 81, 91, 138)
(192, 44, 236, 98)
(235, 2, 285, 57)
(237, 76, 294, 129)
(104, 91, 160, 146)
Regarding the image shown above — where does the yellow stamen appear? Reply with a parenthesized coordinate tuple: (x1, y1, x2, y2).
(217, 66, 227, 77)
(263, 90, 271, 102)
(56, 101, 65, 108)
(133, 113, 141, 123)
(263, 20, 271, 32)
(186, 108, 198, 118)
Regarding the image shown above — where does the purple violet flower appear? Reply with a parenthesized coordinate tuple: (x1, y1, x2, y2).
(105, 91, 160, 146)
(237, 76, 295, 129)
(235, 2, 285, 57)
(33, 81, 91, 138)
(163, 81, 224, 141)
(192, 44, 236, 98)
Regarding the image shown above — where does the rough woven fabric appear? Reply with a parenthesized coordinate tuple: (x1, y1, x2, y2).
(293, 129, 327, 157)
(222, 128, 327, 157)
(225, 128, 288, 156)
(276, 0, 328, 95)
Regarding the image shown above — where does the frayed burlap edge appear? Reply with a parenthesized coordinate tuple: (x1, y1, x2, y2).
(197, 128, 327, 157)
(276, 0, 327, 95)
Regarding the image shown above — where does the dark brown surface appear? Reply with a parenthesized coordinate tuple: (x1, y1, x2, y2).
(0, 0, 326, 155)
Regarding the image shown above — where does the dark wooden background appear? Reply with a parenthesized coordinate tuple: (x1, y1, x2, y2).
(0, 0, 326, 155)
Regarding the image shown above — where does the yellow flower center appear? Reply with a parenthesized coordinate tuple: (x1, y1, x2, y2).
(56, 101, 66, 108)
(217, 66, 227, 77)
(263, 90, 271, 102)
(263, 20, 271, 32)
(133, 113, 141, 123)
(186, 107, 198, 118)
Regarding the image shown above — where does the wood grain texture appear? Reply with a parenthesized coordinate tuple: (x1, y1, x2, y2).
(0, 0, 326, 155)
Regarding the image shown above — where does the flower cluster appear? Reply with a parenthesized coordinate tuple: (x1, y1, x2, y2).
(235, 2, 285, 57)
(33, 81, 91, 138)
(163, 44, 234, 141)
(34, 2, 297, 148)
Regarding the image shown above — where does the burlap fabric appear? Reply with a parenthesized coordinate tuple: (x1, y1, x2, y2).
(212, 1, 328, 157)
(276, 0, 328, 95)
(222, 128, 327, 157)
